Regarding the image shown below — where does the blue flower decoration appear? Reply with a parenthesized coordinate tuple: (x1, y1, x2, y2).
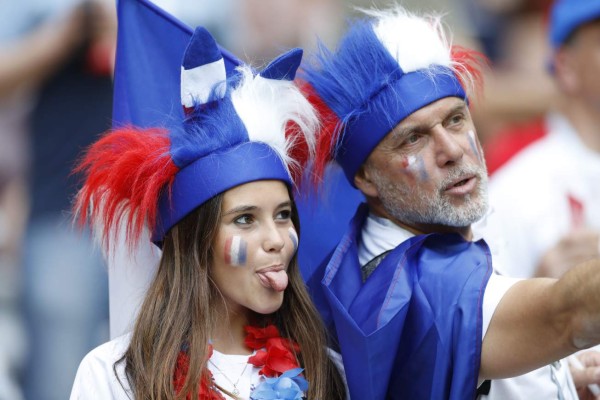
(250, 368, 308, 400)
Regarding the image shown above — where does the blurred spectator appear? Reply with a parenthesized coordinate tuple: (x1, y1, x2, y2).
(0, 3, 92, 399)
(475, 0, 600, 398)
(152, 0, 234, 46)
(231, 0, 343, 65)
(24, 1, 115, 398)
(464, 0, 557, 146)
(0, 1, 115, 399)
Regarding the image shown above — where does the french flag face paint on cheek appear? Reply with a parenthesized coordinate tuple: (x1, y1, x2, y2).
(224, 235, 247, 266)
(288, 227, 298, 252)
(407, 155, 428, 181)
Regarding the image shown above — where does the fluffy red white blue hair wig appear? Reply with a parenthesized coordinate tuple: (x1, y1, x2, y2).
(74, 27, 317, 248)
(302, 6, 485, 186)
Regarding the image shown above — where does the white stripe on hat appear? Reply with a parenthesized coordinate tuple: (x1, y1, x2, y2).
(371, 8, 451, 73)
(181, 58, 226, 108)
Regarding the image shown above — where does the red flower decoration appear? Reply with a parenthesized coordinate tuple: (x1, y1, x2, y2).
(247, 326, 301, 377)
(172, 325, 302, 397)
(244, 324, 280, 350)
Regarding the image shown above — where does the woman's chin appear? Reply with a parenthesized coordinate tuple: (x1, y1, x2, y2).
(252, 296, 284, 315)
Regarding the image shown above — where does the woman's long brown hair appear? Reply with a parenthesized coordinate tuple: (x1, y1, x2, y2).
(116, 190, 345, 399)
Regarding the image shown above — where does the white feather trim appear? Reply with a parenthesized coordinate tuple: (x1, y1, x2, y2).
(370, 7, 452, 73)
(230, 66, 318, 174)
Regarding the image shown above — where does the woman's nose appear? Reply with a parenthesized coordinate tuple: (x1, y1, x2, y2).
(262, 224, 285, 252)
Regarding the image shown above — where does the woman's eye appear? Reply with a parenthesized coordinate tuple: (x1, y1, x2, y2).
(276, 209, 292, 221)
(234, 214, 254, 225)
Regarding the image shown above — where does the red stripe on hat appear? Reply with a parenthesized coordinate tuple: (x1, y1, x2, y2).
(73, 127, 179, 249)
(450, 45, 488, 104)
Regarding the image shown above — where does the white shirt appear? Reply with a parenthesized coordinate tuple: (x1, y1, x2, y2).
(477, 112, 600, 278)
(473, 112, 588, 399)
(70, 335, 346, 399)
(69, 335, 266, 400)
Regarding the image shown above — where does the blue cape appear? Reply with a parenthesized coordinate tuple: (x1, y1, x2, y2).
(306, 204, 492, 399)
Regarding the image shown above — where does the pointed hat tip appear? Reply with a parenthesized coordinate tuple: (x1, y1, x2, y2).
(260, 48, 303, 81)
(182, 26, 222, 70)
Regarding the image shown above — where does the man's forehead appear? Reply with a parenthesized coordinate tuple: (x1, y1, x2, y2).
(403, 97, 466, 125)
(390, 97, 468, 134)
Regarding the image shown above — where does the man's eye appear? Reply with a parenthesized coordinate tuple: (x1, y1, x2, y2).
(234, 214, 254, 225)
(449, 114, 464, 125)
(407, 134, 419, 143)
(403, 133, 420, 146)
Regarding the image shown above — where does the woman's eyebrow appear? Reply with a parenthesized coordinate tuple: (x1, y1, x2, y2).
(222, 205, 257, 217)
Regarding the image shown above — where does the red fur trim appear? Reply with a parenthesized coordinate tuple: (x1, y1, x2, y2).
(450, 45, 488, 103)
(297, 80, 341, 187)
(73, 127, 178, 248)
(285, 120, 309, 184)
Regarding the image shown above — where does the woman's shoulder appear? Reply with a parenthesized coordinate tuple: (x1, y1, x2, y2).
(82, 333, 132, 366)
(70, 334, 133, 400)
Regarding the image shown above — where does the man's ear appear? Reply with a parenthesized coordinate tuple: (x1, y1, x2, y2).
(354, 165, 379, 198)
(554, 47, 580, 94)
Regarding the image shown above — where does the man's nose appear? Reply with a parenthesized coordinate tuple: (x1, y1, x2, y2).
(433, 127, 464, 167)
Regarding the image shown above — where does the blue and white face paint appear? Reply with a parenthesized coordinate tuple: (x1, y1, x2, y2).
(467, 130, 484, 164)
(288, 227, 298, 253)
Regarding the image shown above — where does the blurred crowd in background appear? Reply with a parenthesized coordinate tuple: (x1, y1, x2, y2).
(0, 0, 565, 399)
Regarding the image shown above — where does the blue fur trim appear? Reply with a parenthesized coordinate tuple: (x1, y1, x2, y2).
(304, 21, 399, 125)
(169, 94, 248, 169)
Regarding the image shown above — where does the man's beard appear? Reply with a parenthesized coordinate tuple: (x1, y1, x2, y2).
(371, 164, 489, 228)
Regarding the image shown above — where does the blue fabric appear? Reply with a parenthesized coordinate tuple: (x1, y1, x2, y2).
(550, 0, 600, 49)
(113, 0, 241, 130)
(311, 204, 492, 399)
(296, 163, 363, 280)
(154, 141, 291, 242)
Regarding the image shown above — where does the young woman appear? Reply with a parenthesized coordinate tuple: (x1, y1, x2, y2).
(69, 26, 345, 400)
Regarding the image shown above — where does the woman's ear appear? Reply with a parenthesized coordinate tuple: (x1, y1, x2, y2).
(354, 165, 380, 198)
